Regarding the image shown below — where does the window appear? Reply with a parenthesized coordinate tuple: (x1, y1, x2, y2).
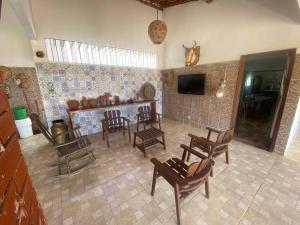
(45, 38, 157, 69)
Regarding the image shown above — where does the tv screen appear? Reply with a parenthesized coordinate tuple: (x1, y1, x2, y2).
(178, 74, 205, 95)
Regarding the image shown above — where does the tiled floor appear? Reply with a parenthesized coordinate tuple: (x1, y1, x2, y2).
(20, 119, 300, 225)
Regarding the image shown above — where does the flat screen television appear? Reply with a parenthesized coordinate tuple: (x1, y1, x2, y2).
(178, 74, 205, 95)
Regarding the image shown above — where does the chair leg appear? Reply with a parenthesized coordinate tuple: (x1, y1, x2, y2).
(102, 130, 105, 140)
(226, 151, 229, 164)
(133, 133, 136, 148)
(205, 180, 209, 199)
(187, 152, 191, 162)
(174, 184, 181, 225)
(151, 166, 158, 196)
(162, 134, 166, 150)
(127, 124, 131, 142)
(105, 131, 110, 147)
(210, 167, 214, 177)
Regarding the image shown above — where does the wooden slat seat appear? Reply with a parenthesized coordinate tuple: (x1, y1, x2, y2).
(133, 127, 166, 157)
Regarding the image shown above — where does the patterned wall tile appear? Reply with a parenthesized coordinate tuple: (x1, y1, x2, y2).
(5, 67, 45, 123)
(35, 63, 162, 134)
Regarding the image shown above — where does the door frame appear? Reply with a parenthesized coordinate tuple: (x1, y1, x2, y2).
(230, 48, 297, 151)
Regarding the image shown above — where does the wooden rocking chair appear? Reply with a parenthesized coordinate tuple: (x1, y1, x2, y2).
(136, 105, 161, 131)
(188, 127, 233, 176)
(30, 114, 96, 176)
(150, 144, 214, 225)
(101, 110, 131, 147)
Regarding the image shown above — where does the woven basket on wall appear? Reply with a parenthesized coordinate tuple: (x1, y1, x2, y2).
(140, 82, 156, 100)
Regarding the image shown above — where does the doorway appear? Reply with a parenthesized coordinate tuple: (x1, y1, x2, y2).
(231, 49, 296, 151)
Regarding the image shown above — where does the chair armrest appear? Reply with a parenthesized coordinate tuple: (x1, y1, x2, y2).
(206, 126, 223, 134)
(150, 158, 189, 188)
(180, 144, 208, 159)
(212, 141, 231, 149)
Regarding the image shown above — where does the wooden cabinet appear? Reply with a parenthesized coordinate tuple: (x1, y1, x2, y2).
(0, 89, 47, 225)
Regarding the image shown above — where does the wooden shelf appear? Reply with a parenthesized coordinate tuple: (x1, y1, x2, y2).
(68, 99, 157, 129)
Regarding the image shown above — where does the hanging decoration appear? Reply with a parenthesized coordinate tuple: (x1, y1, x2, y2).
(148, 1, 167, 44)
(183, 41, 200, 67)
(15, 73, 29, 89)
(215, 66, 227, 98)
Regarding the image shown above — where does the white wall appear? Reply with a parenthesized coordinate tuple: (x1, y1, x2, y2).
(30, 0, 164, 68)
(0, 0, 34, 67)
(163, 0, 300, 68)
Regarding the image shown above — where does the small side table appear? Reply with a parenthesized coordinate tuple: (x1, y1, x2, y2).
(133, 127, 166, 157)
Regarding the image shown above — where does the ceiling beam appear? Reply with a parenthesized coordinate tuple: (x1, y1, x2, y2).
(136, 0, 213, 10)
(136, 0, 163, 10)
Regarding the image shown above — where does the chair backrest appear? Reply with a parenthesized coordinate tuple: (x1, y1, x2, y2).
(30, 113, 55, 144)
(187, 158, 212, 178)
(138, 106, 151, 121)
(104, 110, 122, 129)
(215, 128, 234, 145)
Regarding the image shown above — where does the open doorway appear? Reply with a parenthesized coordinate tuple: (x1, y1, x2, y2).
(231, 49, 296, 151)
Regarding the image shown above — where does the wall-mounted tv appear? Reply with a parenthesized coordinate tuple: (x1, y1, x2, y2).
(178, 74, 205, 95)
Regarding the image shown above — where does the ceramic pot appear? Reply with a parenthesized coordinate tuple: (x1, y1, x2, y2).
(89, 98, 98, 108)
(81, 97, 90, 109)
(67, 100, 80, 111)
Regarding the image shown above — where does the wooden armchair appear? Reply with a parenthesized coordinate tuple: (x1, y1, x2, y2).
(136, 105, 161, 131)
(30, 114, 96, 176)
(188, 127, 233, 176)
(101, 110, 131, 147)
(150, 144, 214, 225)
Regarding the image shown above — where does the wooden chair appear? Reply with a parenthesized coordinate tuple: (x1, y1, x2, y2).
(30, 114, 96, 176)
(188, 127, 233, 176)
(150, 144, 214, 225)
(101, 110, 131, 147)
(136, 105, 161, 131)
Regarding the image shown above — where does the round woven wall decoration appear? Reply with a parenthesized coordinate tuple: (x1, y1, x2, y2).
(141, 82, 156, 100)
(148, 20, 167, 44)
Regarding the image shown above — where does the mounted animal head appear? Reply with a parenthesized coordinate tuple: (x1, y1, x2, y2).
(183, 41, 200, 67)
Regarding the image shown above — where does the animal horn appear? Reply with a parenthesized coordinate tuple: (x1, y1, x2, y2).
(183, 44, 187, 49)
(194, 40, 197, 46)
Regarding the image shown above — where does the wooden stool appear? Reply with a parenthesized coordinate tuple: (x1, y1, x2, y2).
(133, 127, 166, 157)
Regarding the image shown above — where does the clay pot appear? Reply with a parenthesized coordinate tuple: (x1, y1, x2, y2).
(81, 97, 90, 109)
(114, 96, 120, 105)
(89, 98, 98, 108)
(67, 100, 80, 111)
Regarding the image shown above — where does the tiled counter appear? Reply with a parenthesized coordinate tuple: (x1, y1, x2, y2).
(69, 101, 156, 135)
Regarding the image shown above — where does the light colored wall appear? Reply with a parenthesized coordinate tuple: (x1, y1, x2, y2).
(30, 0, 164, 68)
(163, 0, 300, 69)
(0, 0, 34, 67)
(286, 98, 300, 152)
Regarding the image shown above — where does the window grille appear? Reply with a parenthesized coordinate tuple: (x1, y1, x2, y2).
(45, 38, 157, 69)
